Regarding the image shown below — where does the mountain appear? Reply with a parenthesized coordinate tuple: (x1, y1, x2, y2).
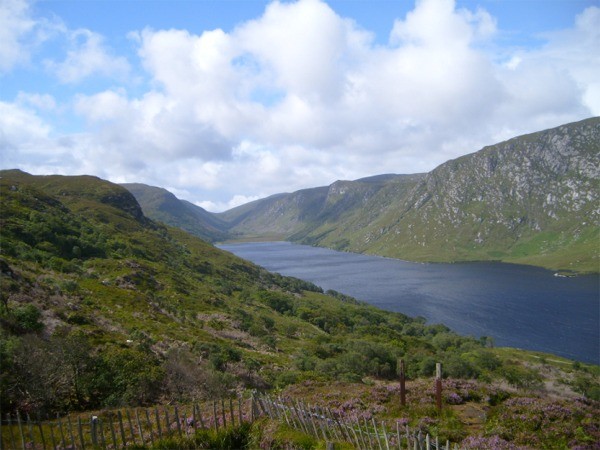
(122, 183, 229, 242)
(218, 174, 425, 243)
(0, 169, 485, 412)
(218, 118, 600, 273)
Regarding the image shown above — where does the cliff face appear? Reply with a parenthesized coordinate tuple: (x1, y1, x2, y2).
(327, 117, 599, 272)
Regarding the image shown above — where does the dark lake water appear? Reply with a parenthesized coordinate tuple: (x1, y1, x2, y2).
(219, 241, 599, 364)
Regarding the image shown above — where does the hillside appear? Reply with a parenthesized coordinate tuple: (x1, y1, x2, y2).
(219, 118, 600, 273)
(122, 183, 229, 242)
(218, 174, 425, 241)
(1, 169, 598, 447)
(0, 169, 489, 410)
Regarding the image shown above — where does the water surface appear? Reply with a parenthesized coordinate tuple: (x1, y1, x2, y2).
(220, 241, 599, 364)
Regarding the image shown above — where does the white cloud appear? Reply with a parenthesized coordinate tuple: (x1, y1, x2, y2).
(0, 0, 62, 73)
(196, 194, 262, 213)
(45, 29, 130, 83)
(16, 92, 56, 111)
(0, 0, 35, 72)
(2, 0, 598, 212)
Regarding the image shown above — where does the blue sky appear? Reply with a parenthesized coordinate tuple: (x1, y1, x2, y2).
(1, 0, 599, 211)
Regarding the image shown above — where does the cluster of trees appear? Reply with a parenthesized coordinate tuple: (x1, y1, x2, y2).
(0, 304, 241, 414)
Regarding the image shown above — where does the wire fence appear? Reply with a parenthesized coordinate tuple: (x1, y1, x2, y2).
(255, 393, 457, 450)
(1, 396, 252, 449)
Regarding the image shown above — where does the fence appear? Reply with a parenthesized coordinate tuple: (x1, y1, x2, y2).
(256, 393, 457, 450)
(1, 361, 458, 449)
(1, 396, 251, 450)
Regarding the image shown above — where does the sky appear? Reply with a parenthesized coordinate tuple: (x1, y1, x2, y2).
(1, 0, 599, 212)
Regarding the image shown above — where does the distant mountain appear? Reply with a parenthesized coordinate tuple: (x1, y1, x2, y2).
(122, 183, 229, 242)
(218, 174, 424, 242)
(120, 119, 598, 272)
(218, 118, 600, 273)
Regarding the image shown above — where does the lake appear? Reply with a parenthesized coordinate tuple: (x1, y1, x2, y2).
(219, 241, 600, 364)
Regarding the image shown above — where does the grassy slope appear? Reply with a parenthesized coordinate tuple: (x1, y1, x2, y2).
(123, 182, 229, 242)
(1, 170, 598, 447)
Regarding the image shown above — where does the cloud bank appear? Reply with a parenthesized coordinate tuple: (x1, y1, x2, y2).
(1, 0, 598, 211)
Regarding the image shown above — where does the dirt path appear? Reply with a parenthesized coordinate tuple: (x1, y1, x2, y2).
(451, 402, 488, 434)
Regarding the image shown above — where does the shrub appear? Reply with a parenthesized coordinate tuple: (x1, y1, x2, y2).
(11, 304, 44, 333)
(501, 364, 543, 390)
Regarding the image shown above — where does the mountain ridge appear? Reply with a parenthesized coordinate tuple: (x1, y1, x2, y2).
(123, 117, 599, 273)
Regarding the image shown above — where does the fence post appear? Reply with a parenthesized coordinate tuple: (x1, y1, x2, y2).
(48, 420, 57, 450)
(100, 418, 109, 450)
(221, 398, 227, 428)
(174, 406, 182, 439)
(435, 363, 442, 411)
(164, 407, 170, 436)
(126, 409, 137, 445)
(145, 408, 155, 444)
(108, 414, 118, 449)
(213, 401, 219, 431)
(155, 408, 163, 438)
(398, 358, 406, 407)
(26, 414, 34, 447)
(90, 415, 98, 447)
(77, 417, 85, 450)
(16, 412, 26, 450)
(67, 415, 76, 449)
(195, 404, 206, 429)
(37, 413, 47, 450)
(117, 411, 126, 445)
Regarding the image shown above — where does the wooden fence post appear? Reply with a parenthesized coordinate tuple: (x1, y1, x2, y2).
(67, 415, 76, 449)
(108, 414, 118, 449)
(173, 406, 182, 438)
(213, 401, 219, 431)
(77, 417, 86, 450)
(155, 408, 163, 439)
(145, 408, 155, 444)
(398, 358, 406, 407)
(125, 409, 137, 445)
(435, 363, 442, 412)
(221, 398, 227, 428)
(48, 420, 57, 450)
(16, 412, 25, 450)
(37, 413, 47, 450)
(117, 411, 126, 445)
(164, 408, 170, 436)
(90, 415, 98, 447)
(98, 417, 107, 450)
(26, 414, 34, 447)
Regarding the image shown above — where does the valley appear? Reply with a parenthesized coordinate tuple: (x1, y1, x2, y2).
(127, 118, 600, 274)
(1, 118, 598, 448)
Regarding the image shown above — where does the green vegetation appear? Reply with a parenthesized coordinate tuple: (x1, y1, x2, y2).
(1, 169, 597, 448)
(152, 118, 598, 274)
